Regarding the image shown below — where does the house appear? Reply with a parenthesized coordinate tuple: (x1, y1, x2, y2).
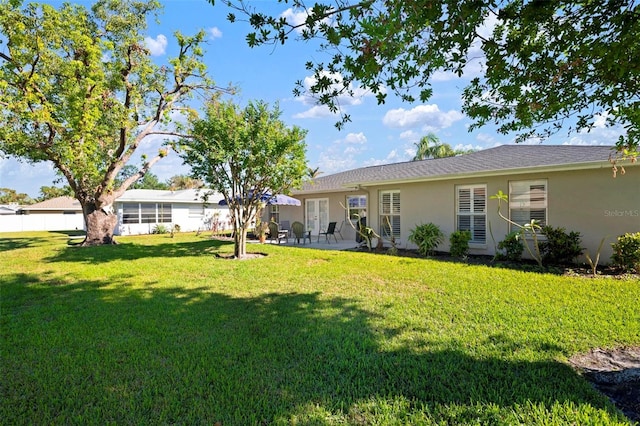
(0, 196, 85, 232)
(0, 189, 232, 236)
(282, 145, 638, 262)
(114, 189, 231, 236)
(0, 204, 20, 215)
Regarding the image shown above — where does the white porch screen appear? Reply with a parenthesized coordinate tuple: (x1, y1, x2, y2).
(379, 190, 400, 238)
(509, 180, 547, 231)
(122, 203, 172, 224)
(456, 185, 486, 244)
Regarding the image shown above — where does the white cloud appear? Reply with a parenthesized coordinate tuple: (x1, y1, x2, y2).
(208, 27, 223, 39)
(399, 130, 420, 142)
(382, 104, 464, 130)
(454, 143, 483, 152)
(293, 105, 334, 119)
(475, 132, 498, 145)
(144, 34, 168, 56)
(281, 7, 332, 34)
(343, 132, 367, 144)
(362, 149, 407, 167)
(294, 71, 377, 119)
(0, 158, 58, 198)
(298, 71, 374, 107)
(316, 151, 358, 174)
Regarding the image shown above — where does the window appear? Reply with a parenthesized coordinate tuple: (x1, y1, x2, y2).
(188, 205, 204, 219)
(122, 203, 172, 224)
(456, 185, 486, 244)
(269, 205, 280, 223)
(509, 180, 547, 230)
(158, 203, 172, 223)
(380, 190, 400, 238)
(122, 203, 139, 224)
(347, 195, 367, 221)
(140, 204, 156, 223)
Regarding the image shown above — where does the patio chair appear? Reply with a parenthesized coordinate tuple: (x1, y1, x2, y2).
(291, 221, 311, 244)
(318, 221, 338, 243)
(268, 221, 288, 244)
(280, 220, 291, 238)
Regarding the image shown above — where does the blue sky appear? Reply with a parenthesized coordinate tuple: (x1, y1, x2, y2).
(0, 0, 622, 198)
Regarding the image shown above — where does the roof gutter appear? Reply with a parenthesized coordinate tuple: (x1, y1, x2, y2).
(345, 160, 622, 188)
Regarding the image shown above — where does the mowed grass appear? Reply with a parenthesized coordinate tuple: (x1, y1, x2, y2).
(1, 231, 639, 425)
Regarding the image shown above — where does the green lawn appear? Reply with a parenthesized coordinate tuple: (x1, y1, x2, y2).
(1, 231, 639, 425)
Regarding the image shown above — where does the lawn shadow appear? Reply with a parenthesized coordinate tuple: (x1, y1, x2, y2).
(1, 274, 626, 424)
(1, 230, 87, 252)
(44, 238, 235, 263)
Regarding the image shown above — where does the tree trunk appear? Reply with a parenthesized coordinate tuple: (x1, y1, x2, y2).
(234, 227, 248, 258)
(81, 200, 118, 246)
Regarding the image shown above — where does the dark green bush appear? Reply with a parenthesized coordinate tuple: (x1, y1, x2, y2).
(611, 232, 640, 273)
(539, 226, 583, 265)
(449, 230, 472, 258)
(497, 231, 524, 262)
(408, 223, 444, 256)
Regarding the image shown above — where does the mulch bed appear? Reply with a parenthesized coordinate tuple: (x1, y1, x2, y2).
(347, 247, 640, 280)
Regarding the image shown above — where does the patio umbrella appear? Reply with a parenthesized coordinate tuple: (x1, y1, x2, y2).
(218, 192, 301, 206)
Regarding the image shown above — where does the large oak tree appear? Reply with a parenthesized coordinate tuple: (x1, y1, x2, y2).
(0, 0, 223, 245)
(213, 0, 639, 160)
(179, 99, 307, 259)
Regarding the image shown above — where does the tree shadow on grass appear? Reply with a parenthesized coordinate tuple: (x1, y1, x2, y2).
(0, 231, 84, 251)
(1, 273, 627, 424)
(44, 238, 236, 263)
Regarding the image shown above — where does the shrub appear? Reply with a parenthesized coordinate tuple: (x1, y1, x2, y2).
(408, 223, 445, 256)
(449, 230, 472, 258)
(151, 224, 169, 234)
(611, 232, 640, 273)
(539, 226, 583, 265)
(497, 231, 524, 262)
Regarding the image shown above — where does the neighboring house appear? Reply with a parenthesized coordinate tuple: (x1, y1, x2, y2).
(284, 145, 638, 262)
(0, 196, 85, 232)
(114, 189, 231, 236)
(0, 204, 20, 215)
(0, 189, 232, 236)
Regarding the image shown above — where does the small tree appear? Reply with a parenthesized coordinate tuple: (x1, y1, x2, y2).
(491, 190, 543, 267)
(179, 99, 307, 258)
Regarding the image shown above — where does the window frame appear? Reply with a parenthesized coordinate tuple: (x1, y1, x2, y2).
(379, 190, 401, 239)
(121, 203, 173, 225)
(508, 179, 548, 232)
(346, 195, 367, 222)
(269, 205, 280, 224)
(122, 203, 140, 224)
(456, 184, 487, 245)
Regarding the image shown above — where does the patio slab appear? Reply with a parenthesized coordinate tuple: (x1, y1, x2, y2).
(266, 236, 361, 251)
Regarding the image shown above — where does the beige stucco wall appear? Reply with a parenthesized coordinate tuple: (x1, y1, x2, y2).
(284, 164, 638, 264)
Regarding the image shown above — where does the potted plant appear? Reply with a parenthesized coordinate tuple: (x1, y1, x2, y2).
(256, 221, 269, 243)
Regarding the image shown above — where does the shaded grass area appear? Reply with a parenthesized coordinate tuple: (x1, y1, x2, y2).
(1, 231, 639, 424)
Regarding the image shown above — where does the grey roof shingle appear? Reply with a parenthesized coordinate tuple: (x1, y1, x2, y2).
(296, 145, 619, 194)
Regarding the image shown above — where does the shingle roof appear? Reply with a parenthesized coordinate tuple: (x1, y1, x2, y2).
(116, 189, 221, 203)
(22, 196, 82, 211)
(296, 145, 620, 194)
